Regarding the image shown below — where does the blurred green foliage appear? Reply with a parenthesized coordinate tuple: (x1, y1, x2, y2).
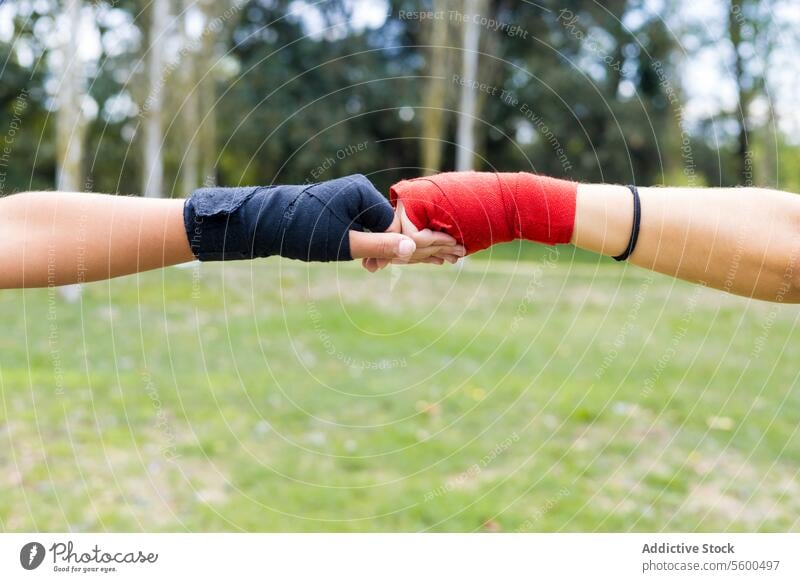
(1, 0, 797, 200)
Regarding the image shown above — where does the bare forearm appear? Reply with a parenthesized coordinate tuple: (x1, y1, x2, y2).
(0, 191, 194, 288)
(572, 184, 800, 302)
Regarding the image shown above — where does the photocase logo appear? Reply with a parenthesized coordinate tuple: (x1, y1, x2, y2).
(20, 542, 46, 570)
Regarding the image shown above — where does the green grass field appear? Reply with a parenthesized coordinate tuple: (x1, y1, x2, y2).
(2, 246, 799, 532)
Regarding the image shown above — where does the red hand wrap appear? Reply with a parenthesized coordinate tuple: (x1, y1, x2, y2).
(389, 172, 578, 254)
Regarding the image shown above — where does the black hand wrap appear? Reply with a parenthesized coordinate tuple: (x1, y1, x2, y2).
(183, 174, 395, 262)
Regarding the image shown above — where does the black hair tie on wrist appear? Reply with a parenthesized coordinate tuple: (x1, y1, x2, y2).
(612, 184, 641, 262)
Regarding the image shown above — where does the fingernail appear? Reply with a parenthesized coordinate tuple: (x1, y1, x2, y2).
(398, 239, 415, 257)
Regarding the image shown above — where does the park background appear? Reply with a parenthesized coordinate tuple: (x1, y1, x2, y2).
(1, 0, 800, 531)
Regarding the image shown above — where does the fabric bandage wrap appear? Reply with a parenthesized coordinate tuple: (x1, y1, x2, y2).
(184, 174, 395, 262)
(389, 172, 578, 254)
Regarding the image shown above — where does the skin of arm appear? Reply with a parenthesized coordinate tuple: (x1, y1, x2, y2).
(571, 184, 800, 303)
(0, 192, 194, 288)
(0, 191, 463, 289)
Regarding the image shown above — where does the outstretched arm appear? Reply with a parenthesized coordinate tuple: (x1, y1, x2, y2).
(390, 172, 800, 303)
(573, 184, 800, 303)
(0, 192, 193, 288)
(0, 176, 463, 289)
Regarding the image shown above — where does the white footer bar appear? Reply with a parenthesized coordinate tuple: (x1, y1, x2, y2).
(1, 533, 797, 581)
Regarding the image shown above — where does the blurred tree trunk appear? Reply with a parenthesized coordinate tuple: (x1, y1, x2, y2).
(142, 0, 169, 198)
(761, 97, 778, 189)
(753, 2, 778, 189)
(455, 0, 486, 171)
(56, 0, 85, 192)
(728, 0, 752, 185)
(472, 0, 508, 171)
(199, 67, 218, 187)
(419, 0, 451, 175)
(199, 0, 220, 187)
(199, 72, 217, 187)
(181, 0, 200, 195)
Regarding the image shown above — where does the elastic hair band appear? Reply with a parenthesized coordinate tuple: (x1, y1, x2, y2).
(612, 185, 641, 262)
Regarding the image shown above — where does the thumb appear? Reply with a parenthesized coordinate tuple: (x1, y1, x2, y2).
(348, 230, 416, 260)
